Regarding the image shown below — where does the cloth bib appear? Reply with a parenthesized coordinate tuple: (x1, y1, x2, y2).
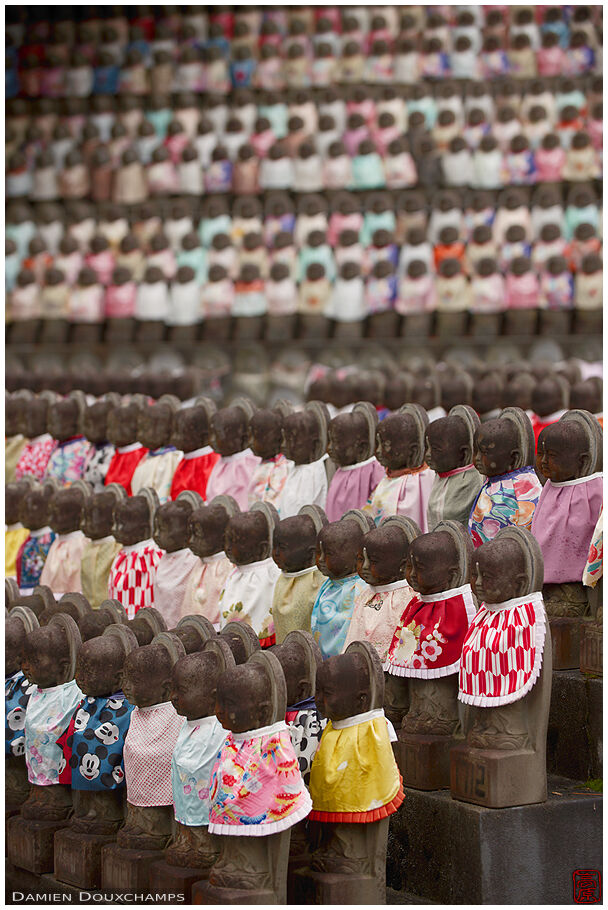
(427, 464, 485, 528)
(459, 592, 547, 706)
(309, 709, 403, 822)
(107, 540, 163, 620)
(272, 566, 325, 644)
(81, 536, 122, 609)
(169, 447, 220, 501)
(583, 508, 603, 588)
(6, 670, 36, 757)
(131, 447, 183, 505)
(104, 443, 149, 496)
(277, 456, 329, 518)
(25, 679, 84, 786)
(40, 530, 89, 596)
(205, 450, 261, 512)
(6, 435, 26, 482)
(182, 552, 233, 628)
(58, 692, 133, 790)
(366, 466, 436, 531)
(6, 525, 30, 578)
(15, 434, 57, 482)
(208, 721, 312, 836)
(171, 715, 227, 826)
(310, 574, 369, 659)
(123, 702, 184, 807)
(469, 467, 542, 548)
(82, 444, 115, 492)
(248, 454, 293, 513)
(325, 457, 385, 523)
(218, 558, 281, 646)
(153, 548, 202, 628)
(285, 699, 326, 787)
(384, 584, 477, 678)
(16, 527, 56, 590)
(44, 437, 94, 487)
(344, 578, 415, 662)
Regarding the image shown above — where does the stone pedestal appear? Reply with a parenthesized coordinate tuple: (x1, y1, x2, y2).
(192, 882, 280, 904)
(503, 309, 538, 336)
(292, 818, 389, 905)
(469, 312, 502, 338)
(192, 829, 290, 905)
(386, 775, 602, 904)
(148, 860, 207, 902)
(203, 317, 231, 342)
(550, 616, 587, 670)
(580, 624, 603, 676)
(538, 309, 572, 336)
(7, 816, 70, 875)
(54, 828, 116, 889)
(395, 732, 454, 791)
(547, 670, 602, 782)
(400, 313, 432, 338)
(573, 309, 602, 335)
(232, 315, 265, 341)
(331, 320, 365, 340)
(297, 314, 330, 340)
(450, 744, 546, 809)
(100, 844, 165, 892)
(265, 314, 296, 341)
(367, 310, 400, 339)
(435, 312, 468, 337)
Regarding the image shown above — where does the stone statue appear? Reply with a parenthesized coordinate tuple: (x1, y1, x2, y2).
(5, 606, 39, 812)
(326, 402, 385, 521)
(80, 483, 125, 609)
(426, 405, 484, 527)
(278, 402, 333, 517)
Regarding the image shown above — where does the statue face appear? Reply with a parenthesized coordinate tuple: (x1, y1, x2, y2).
(315, 654, 370, 722)
(327, 412, 369, 467)
(249, 410, 283, 460)
(49, 490, 84, 535)
(211, 409, 248, 457)
(536, 423, 589, 483)
(5, 619, 27, 676)
(48, 400, 80, 441)
(188, 506, 228, 559)
(107, 405, 139, 448)
(21, 489, 51, 531)
(357, 528, 406, 586)
(170, 655, 218, 721)
(112, 498, 150, 547)
(81, 493, 115, 540)
(272, 516, 316, 573)
(215, 664, 272, 733)
(75, 639, 122, 697)
(406, 533, 457, 596)
(137, 405, 173, 451)
(83, 402, 111, 444)
(316, 519, 361, 580)
(121, 646, 171, 708)
(153, 503, 190, 552)
(473, 420, 519, 478)
(22, 628, 71, 689)
(425, 417, 470, 473)
(24, 399, 49, 438)
(282, 412, 319, 465)
(274, 640, 312, 706)
(376, 414, 420, 471)
(5, 483, 25, 525)
(473, 539, 528, 605)
(225, 513, 268, 565)
(172, 406, 208, 453)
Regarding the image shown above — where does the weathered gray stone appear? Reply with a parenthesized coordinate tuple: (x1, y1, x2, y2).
(547, 670, 603, 781)
(387, 776, 602, 904)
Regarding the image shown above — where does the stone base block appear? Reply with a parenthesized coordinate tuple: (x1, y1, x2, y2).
(395, 732, 455, 791)
(435, 312, 468, 337)
(54, 827, 116, 889)
(401, 313, 432, 338)
(469, 313, 502, 338)
(386, 775, 602, 904)
(550, 616, 587, 669)
(450, 744, 546, 809)
(547, 670, 603, 781)
(192, 882, 279, 904)
(7, 816, 70, 875)
(503, 309, 538, 335)
(148, 860, 208, 902)
(292, 868, 385, 905)
(100, 844, 165, 893)
(580, 624, 603, 676)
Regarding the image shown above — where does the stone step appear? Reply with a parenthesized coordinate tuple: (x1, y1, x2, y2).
(548, 669, 602, 782)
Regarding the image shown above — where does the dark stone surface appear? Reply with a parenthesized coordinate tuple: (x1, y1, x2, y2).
(387, 776, 602, 904)
(547, 670, 603, 781)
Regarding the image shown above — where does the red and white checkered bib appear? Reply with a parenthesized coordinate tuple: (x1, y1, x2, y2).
(458, 591, 546, 707)
(123, 702, 184, 807)
(108, 540, 163, 620)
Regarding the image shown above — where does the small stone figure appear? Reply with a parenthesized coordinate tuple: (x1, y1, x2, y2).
(20, 614, 83, 820)
(469, 407, 543, 548)
(169, 397, 220, 501)
(15, 392, 58, 482)
(206, 398, 261, 511)
(81, 396, 118, 492)
(131, 396, 183, 504)
(80, 484, 125, 609)
(5, 392, 27, 482)
(296, 641, 403, 904)
(152, 492, 202, 628)
(160, 640, 234, 877)
(426, 405, 485, 527)
(454, 528, 552, 808)
(366, 404, 436, 531)
(40, 481, 91, 596)
(77, 599, 129, 642)
(345, 516, 420, 663)
(278, 402, 332, 517)
(219, 502, 281, 646)
(104, 399, 149, 496)
(44, 391, 94, 487)
(15, 480, 57, 592)
(5, 606, 39, 811)
(248, 402, 295, 512)
(530, 375, 570, 448)
(108, 487, 163, 619)
(310, 510, 374, 658)
(326, 402, 385, 522)
(200, 651, 311, 903)
(182, 495, 239, 628)
(385, 522, 477, 787)
(272, 505, 328, 644)
(5, 479, 32, 578)
(117, 633, 186, 851)
(55, 625, 136, 850)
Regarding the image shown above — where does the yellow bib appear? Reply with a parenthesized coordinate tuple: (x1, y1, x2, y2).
(5, 525, 29, 578)
(309, 711, 403, 822)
